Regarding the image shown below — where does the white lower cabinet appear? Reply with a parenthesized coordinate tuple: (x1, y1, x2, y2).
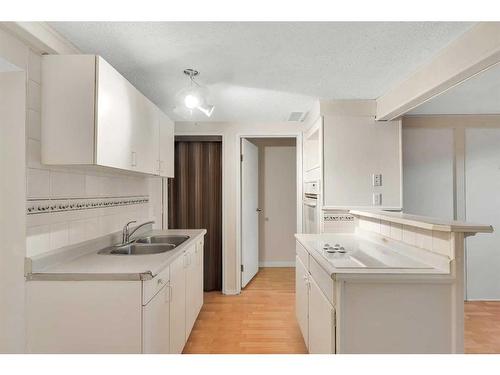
(296, 245, 336, 354)
(308, 276, 335, 354)
(169, 252, 188, 354)
(142, 283, 171, 354)
(185, 239, 204, 339)
(295, 256, 309, 348)
(168, 239, 204, 354)
(26, 236, 205, 354)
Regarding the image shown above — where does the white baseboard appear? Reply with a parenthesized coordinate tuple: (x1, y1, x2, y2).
(259, 261, 295, 267)
(222, 289, 240, 295)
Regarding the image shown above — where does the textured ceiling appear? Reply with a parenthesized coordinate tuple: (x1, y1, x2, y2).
(49, 22, 473, 122)
(408, 63, 500, 115)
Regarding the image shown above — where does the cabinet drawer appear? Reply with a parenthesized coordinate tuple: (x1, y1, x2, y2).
(296, 241, 309, 270)
(309, 255, 335, 306)
(143, 266, 170, 305)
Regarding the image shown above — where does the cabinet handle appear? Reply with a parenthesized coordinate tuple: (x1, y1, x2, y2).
(131, 151, 137, 167)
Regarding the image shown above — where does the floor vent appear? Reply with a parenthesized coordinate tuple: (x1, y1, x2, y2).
(288, 111, 308, 122)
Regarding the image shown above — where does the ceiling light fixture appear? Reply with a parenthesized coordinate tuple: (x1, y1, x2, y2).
(174, 69, 215, 118)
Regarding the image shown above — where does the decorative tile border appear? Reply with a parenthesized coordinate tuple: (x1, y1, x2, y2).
(26, 196, 149, 215)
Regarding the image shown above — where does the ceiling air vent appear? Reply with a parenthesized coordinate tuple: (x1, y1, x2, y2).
(287, 111, 308, 122)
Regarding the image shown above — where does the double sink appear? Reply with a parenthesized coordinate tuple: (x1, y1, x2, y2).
(98, 235, 190, 256)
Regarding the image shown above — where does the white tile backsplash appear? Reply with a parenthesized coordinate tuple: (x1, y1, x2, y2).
(26, 225, 50, 257)
(50, 171, 86, 198)
(68, 219, 87, 245)
(84, 175, 102, 197)
(49, 222, 69, 250)
(27, 168, 50, 198)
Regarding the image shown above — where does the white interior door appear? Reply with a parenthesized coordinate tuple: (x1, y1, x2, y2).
(241, 138, 259, 288)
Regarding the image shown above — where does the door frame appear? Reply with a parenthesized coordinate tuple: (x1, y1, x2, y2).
(168, 131, 226, 293)
(236, 133, 303, 292)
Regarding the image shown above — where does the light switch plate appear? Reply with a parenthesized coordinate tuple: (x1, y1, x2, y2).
(373, 193, 382, 205)
(372, 173, 382, 187)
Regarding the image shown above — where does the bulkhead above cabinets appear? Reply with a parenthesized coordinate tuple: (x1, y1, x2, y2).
(41, 55, 174, 178)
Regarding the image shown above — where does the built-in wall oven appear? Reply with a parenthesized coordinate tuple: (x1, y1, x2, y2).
(303, 181, 320, 234)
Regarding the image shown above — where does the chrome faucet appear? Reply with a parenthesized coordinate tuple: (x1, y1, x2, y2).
(122, 220, 155, 244)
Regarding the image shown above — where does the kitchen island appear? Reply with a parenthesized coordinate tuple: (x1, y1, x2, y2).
(25, 228, 206, 354)
(295, 210, 492, 354)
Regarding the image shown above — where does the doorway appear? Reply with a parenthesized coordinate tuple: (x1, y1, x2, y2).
(240, 137, 298, 288)
(167, 136, 223, 291)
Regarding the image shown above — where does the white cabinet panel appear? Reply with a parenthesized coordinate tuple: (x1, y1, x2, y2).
(185, 245, 197, 338)
(41, 55, 97, 165)
(185, 240, 204, 339)
(169, 252, 187, 353)
(130, 92, 159, 174)
(308, 276, 335, 354)
(295, 256, 309, 349)
(142, 284, 170, 354)
(159, 112, 175, 177)
(95, 56, 134, 170)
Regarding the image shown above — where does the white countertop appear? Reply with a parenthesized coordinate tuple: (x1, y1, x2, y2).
(350, 209, 493, 233)
(295, 233, 449, 276)
(27, 229, 206, 281)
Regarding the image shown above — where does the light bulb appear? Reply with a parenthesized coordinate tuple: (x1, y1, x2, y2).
(184, 94, 200, 109)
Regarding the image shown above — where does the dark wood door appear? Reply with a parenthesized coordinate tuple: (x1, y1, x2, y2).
(168, 138, 222, 291)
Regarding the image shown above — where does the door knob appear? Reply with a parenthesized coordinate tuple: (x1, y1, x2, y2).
(256, 208, 263, 212)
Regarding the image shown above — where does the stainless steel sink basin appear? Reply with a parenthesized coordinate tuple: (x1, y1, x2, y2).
(98, 243, 176, 255)
(134, 235, 190, 246)
(97, 235, 190, 255)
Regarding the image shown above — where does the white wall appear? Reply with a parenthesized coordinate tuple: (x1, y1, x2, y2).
(0, 27, 28, 353)
(465, 128, 500, 300)
(402, 116, 500, 300)
(402, 127, 454, 219)
(0, 71, 26, 353)
(252, 138, 296, 267)
(175, 122, 304, 294)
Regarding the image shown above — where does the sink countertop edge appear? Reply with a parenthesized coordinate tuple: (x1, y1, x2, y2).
(26, 229, 207, 282)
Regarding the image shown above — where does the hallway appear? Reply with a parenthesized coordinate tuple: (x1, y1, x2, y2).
(183, 268, 307, 354)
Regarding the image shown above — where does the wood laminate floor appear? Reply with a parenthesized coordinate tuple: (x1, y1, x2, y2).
(183, 267, 500, 354)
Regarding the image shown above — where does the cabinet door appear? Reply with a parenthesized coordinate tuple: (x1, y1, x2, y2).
(131, 94, 159, 174)
(142, 284, 170, 354)
(295, 256, 309, 349)
(169, 253, 187, 354)
(95, 56, 134, 170)
(159, 112, 174, 177)
(195, 238, 204, 314)
(308, 276, 335, 354)
(185, 245, 198, 339)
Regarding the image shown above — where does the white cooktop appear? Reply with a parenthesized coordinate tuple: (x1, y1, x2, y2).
(301, 234, 434, 270)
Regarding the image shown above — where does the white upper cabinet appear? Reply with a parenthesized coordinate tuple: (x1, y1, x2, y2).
(94, 56, 135, 171)
(41, 55, 171, 176)
(158, 111, 175, 177)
